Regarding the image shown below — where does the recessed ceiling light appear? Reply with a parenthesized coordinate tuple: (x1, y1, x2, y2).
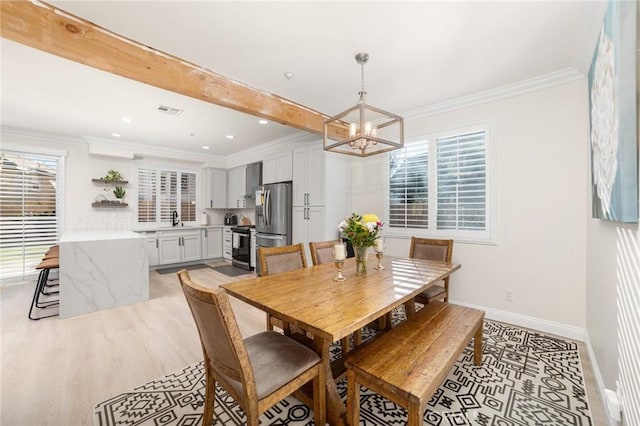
(284, 72, 294, 80)
(258, 119, 268, 125)
(226, 135, 235, 139)
(121, 117, 132, 124)
(112, 133, 122, 138)
(202, 146, 210, 150)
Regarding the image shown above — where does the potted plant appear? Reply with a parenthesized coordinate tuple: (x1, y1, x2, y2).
(103, 169, 124, 183)
(113, 186, 126, 201)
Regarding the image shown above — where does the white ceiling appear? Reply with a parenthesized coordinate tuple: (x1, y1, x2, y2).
(1, 1, 607, 157)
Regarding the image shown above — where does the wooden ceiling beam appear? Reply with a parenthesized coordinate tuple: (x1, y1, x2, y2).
(0, 1, 347, 138)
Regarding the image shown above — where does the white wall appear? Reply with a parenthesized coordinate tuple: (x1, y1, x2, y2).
(351, 79, 590, 330)
(585, 128, 639, 420)
(1, 129, 212, 231)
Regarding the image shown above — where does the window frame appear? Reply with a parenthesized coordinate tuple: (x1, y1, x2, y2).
(384, 122, 495, 244)
(133, 164, 200, 229)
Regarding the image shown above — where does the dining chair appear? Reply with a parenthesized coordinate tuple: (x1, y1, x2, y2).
(308, 239, 341, 267)
(409, 237, 454, 304)
(177, 270, 326, 426)
(258, 244, 307, 332)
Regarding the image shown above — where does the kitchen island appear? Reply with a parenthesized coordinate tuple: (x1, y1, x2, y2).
(59, 230, 148, 318)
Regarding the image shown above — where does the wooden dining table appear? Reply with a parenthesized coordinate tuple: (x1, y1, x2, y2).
(222, 255, 461, 425)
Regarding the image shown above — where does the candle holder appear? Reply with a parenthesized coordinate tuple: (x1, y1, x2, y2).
(374, 252, 385, 270)
(333, 258, 347, 281)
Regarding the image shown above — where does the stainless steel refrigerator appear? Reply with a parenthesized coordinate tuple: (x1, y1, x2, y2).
(255, 182, 292, 276)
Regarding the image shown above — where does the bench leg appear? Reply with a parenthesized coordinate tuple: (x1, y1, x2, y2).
(346, 370, 359, 426)
(407, 401, 422, 426)
(474, 321, 483, 365)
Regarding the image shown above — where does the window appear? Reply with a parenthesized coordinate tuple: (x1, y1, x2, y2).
(137, 167, 196, 226)
(388, 126, 491, 242)
(0, 151, 60, 280)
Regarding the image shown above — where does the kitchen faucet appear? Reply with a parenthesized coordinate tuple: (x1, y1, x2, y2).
(172, 210, 179, 227)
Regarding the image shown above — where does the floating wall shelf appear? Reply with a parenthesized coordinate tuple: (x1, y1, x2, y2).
(92, 202, 128, 208)
(92, 179, 129, 184)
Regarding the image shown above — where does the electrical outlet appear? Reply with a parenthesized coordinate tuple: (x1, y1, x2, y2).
(505, 288, 513, 302)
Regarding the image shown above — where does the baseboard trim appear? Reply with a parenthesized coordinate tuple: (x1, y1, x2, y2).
(584, 331, 617, 426)
(450, 300, 585, 341)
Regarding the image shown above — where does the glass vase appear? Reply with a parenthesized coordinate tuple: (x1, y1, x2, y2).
(354, 246, 369, 275)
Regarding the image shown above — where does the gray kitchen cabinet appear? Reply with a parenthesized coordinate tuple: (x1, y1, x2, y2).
(204, 168, 227, 209)
(227, 166, 247, 208)
(158, 230, 202, 264)
(202, 227, 223, 259)
(263, 150, 292, 184)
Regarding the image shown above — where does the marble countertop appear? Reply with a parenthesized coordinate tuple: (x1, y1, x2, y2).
(60, 230, 144, 242)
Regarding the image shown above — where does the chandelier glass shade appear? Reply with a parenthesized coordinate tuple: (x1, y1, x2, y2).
(323, 53, 404, 157)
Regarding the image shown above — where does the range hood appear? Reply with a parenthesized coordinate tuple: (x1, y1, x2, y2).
(245, 162, 262, 199)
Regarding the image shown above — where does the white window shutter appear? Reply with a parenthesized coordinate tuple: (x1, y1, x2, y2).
(137, 168, 157, 223)
(389, 142, 429, 229)
(0, 151, 59, 280)
(436, 131, 486, 231)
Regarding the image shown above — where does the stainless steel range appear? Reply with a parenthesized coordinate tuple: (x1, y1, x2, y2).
(231, 225, 255, 271)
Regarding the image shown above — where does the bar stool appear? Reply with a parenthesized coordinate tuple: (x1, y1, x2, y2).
(28, 257, 60, 320)
(40, 246, 60, 295)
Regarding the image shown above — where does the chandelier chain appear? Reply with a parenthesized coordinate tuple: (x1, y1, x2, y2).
(360, 60, 365, 95)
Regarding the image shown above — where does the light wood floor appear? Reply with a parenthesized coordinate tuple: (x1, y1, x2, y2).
(1, 262, 608, 425)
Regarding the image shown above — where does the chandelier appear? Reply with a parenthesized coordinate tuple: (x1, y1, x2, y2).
(323, 52, 404, 157)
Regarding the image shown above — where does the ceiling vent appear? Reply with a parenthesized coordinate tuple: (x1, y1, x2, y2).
(156, 104, 183, 116)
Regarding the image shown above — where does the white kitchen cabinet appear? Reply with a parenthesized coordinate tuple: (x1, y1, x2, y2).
(146, 237, 159, 266)
(223, 226, 233, 260)
(158, 230, 202, 264)
(293, 144, 324, 206)
(138, 231, 159, 266)
(227, 166, 247, 208)
(204, 168, 227, 209)
(263, 150, 293, 184)
(182, 233, 202, 262)
(201, 227, 223, 259)
(293, 205, 326, 261)
(290, 140, 350, 259)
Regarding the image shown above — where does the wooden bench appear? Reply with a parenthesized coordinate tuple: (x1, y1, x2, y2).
(344, 301, 484, 426)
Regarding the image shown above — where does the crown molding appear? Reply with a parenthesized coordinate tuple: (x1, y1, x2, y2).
(402, 67, 584, 121)
(1, 126, 86, 145)
(225, 131, 317, 164)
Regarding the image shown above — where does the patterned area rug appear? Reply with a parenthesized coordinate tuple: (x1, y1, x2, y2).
(94, 318, 593, 425)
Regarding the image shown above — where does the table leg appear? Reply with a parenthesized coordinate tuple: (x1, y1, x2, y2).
(312, 335, 346, 425)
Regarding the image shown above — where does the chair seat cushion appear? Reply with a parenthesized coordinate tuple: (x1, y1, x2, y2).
(417, 283, 445, 300)
(223, 331, 320, 399)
